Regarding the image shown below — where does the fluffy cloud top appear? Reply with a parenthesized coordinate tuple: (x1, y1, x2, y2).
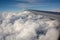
(0, 11, 60, 40)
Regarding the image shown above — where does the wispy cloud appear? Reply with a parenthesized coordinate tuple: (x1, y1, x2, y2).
(14, 3, 49, 9)
(16, 0, 37, 3)
(15, 0, 45, 4)
(0, 0, 60, 11)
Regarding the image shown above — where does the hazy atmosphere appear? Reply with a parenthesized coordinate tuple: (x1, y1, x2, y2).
(0, 0, 60, 40)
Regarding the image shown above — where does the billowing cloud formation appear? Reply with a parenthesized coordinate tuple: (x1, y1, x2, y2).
(0, 11, 60, 40)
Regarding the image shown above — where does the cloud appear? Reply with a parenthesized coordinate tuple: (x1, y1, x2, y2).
(54, 9, 60, 12)
(16, 0, 39, 4)
(15, 3, 32, 8)
(12, 0, 41, 8)
(14, 3, 48, 9)
(15, 0, 47, 5)
(0, 11, 60, 40)
(50, 9, 60, 12)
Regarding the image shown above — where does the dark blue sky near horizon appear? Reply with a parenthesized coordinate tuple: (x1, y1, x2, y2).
(0, 0, 60, 12)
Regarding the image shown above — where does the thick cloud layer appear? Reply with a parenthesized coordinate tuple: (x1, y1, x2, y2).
(0, 11, 60, 40)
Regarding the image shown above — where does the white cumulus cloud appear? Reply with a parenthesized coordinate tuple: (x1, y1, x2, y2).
(0, 11, 60, 40)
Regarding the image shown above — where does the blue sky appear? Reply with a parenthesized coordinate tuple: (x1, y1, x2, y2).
(0, 0, 60, 12)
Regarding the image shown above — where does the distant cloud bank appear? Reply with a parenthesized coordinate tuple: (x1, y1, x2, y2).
(0, 11, 60, 40)
(50, 9, 60, 12)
